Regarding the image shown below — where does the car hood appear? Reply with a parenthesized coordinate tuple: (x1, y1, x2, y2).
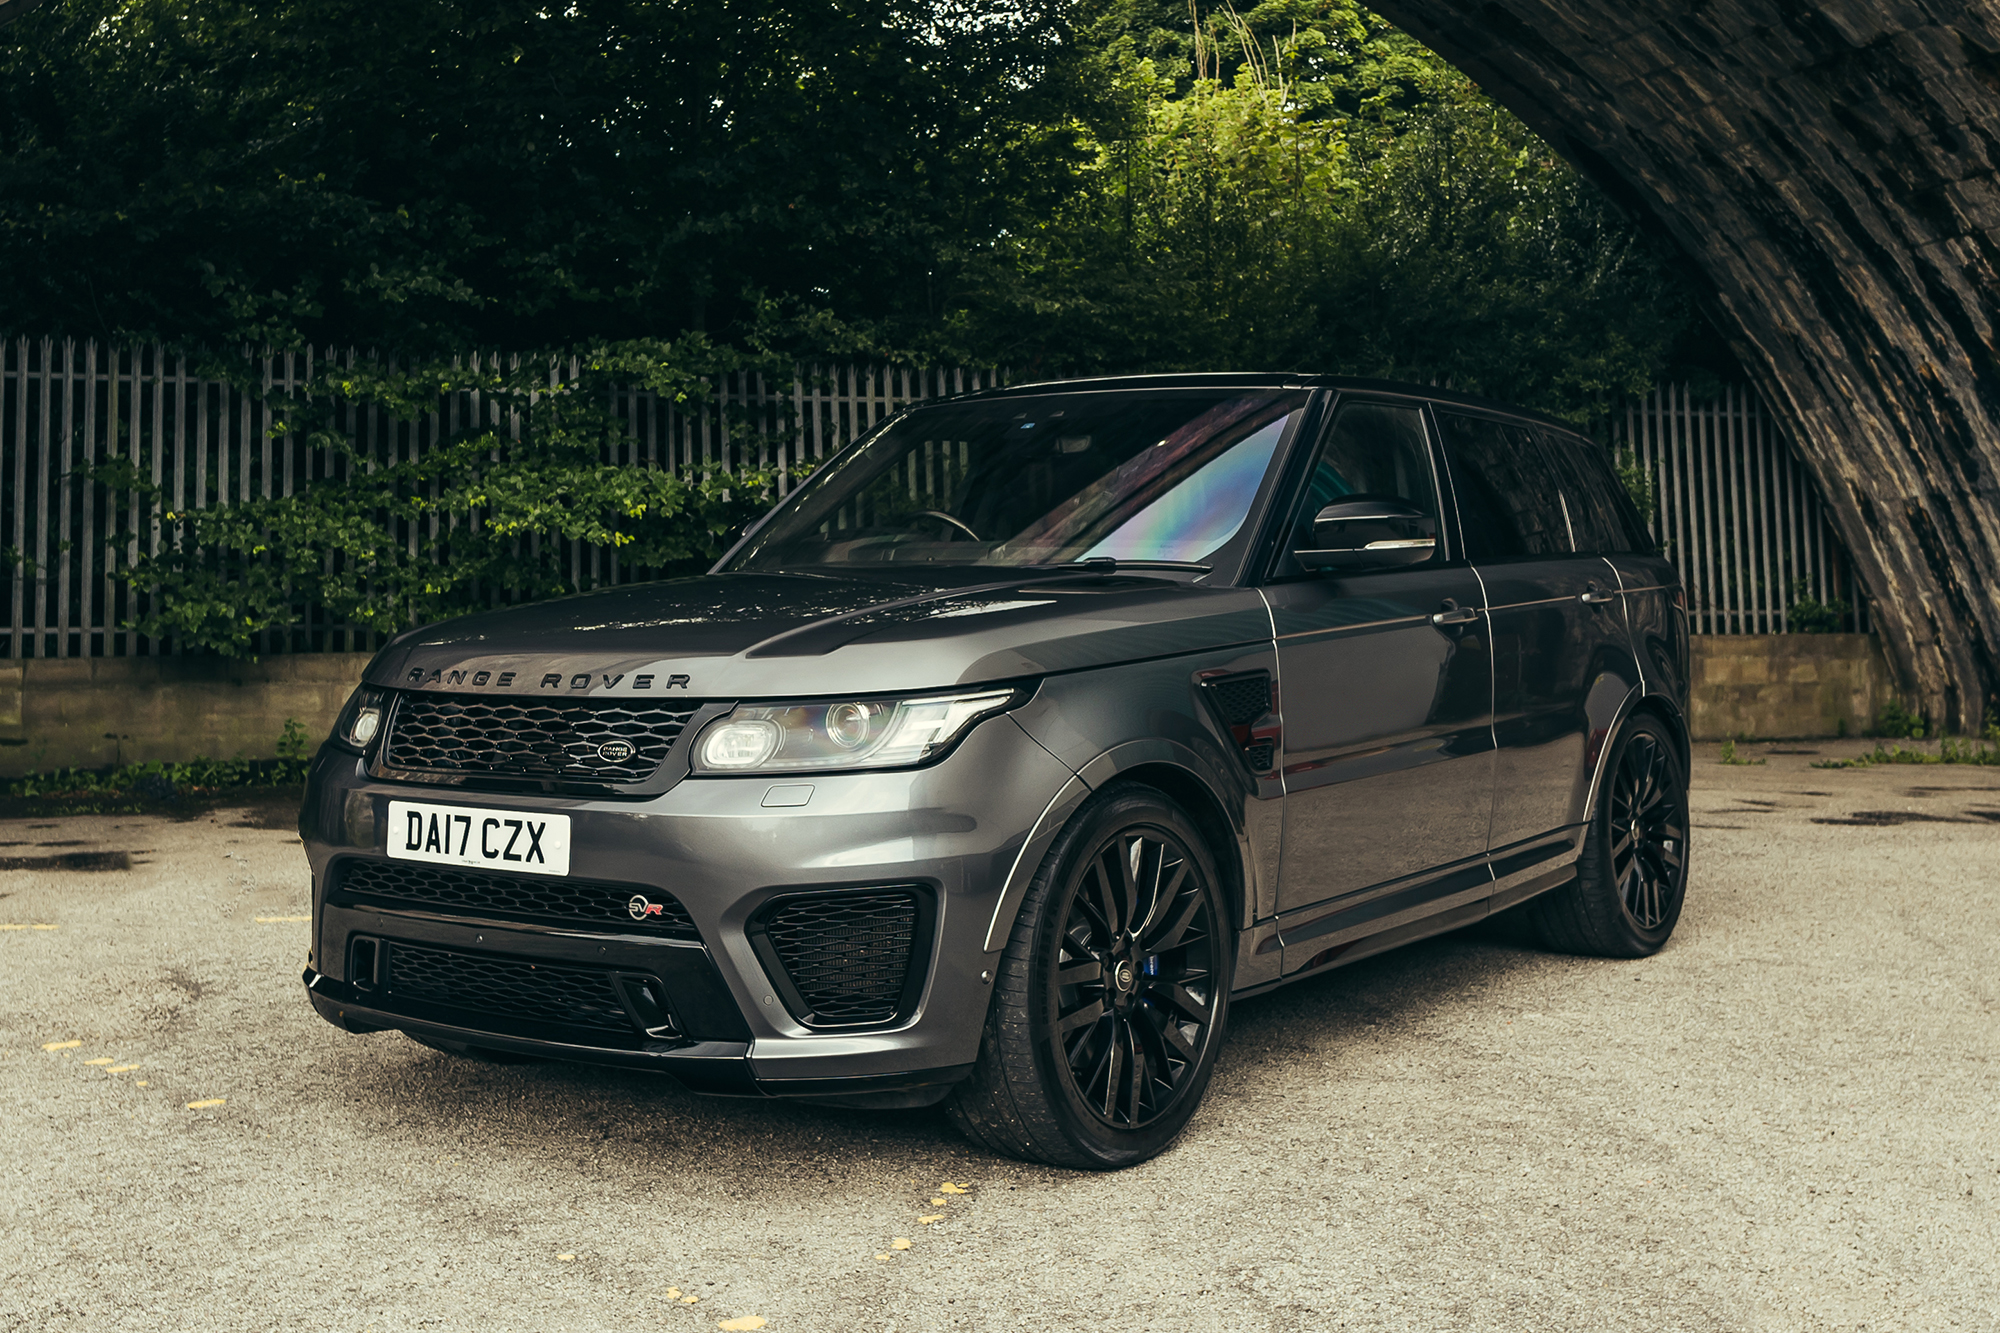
(365, 568, 1272, 701)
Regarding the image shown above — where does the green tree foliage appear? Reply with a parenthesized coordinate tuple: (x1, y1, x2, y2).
(1, 0, 1708, 650)
(0, 0, 1097, 351)
(947, 0, 1696, 420)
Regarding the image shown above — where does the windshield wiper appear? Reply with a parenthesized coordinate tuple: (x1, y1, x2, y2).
(1039, 557, 1214, 575)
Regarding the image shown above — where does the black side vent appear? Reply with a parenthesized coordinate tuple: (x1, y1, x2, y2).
(1202, 671, 1277, 773)
(749, 890, 933, 1029)
(1205, 671, 1271, 726)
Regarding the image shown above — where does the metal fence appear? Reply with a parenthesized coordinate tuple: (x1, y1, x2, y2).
(0, 339, 1004, 657)
(0, 339, 1870, 657)
(1610, 382, 1870, 635)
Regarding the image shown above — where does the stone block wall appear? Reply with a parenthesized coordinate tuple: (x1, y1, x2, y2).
(0, 653, 371, 777)
(0, 636, 1910, 776)
(1688, 634, 1898, 740)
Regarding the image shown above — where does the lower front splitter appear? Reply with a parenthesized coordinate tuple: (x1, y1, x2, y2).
(301, 968, 969, 1101)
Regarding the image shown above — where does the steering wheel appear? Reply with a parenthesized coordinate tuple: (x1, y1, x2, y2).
(906, 509, 983, 542)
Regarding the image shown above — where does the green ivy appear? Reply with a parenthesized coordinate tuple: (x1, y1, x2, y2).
(89, 337, 806, 656)
(1786, 578, 1851, 635)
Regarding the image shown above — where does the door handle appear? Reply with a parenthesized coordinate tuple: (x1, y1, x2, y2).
(1431, 599, 1480, 627)
(1579, 585, 1616, 606)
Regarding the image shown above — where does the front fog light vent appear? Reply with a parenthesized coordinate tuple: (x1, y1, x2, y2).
(749, 890, 930, 1029)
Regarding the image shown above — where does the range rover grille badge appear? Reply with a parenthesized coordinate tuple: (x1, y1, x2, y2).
(383, 693, 701, 784)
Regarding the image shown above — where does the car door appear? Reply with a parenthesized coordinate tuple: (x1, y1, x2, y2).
(1437, 410, 1632, 874)
(1267, 397, 1496, 976)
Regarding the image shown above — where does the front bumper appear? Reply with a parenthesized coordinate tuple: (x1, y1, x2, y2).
(297, 714, 1075, 1097)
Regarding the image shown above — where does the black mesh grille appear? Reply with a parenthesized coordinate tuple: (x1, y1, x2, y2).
(384, 941, 637, 1034)
(1206, 672, 1271, 725)
(336, 860, 699, 939)
(760, 892, 919, 1027)
(384, 693, 701, 783)
(1242, 739, 1276, 773)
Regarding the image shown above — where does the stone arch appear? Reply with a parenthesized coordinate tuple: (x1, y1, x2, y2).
(1374, 0, 2000, 730)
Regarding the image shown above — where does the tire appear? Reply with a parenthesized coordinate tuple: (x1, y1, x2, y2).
(945, 783, 1233, 1169)
(1528, 712, 1690, 958)
(406, 1032, 541, 1063)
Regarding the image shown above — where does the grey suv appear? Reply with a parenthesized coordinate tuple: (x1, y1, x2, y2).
(300, 375, 1691, 1169)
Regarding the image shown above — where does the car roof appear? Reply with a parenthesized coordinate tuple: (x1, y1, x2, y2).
(968, 372, 1588, 437)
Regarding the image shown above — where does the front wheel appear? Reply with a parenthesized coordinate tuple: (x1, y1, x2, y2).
(1528, 712, 1690, 957)
(946, 784, 1232, 1169)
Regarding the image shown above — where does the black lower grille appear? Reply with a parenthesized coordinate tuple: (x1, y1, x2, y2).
(756, 891, 921, 1028)
(384, 692, 701, 784)
(383, 941, 636, 1034)
(335, 859, 698, 939)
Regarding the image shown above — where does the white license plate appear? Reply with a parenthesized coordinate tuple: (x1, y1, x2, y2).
(387, 800, 571, 876)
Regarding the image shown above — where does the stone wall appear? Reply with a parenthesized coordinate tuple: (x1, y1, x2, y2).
(1688, 634, 1898, 740)
(0, 637, 1904, 776)
(0, 653, 371, 777)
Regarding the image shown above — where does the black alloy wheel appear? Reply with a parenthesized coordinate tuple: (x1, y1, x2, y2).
(1606, 727, 1686, 930)
(1050, 828, 1220, 1130)
(947, 784, 1232, 1169)
(1527, 712, 1691, 958)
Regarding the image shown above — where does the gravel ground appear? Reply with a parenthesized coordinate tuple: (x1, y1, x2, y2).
(2, 745, 1996, 1332)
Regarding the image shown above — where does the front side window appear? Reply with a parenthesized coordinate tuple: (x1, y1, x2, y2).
(1272, 400, 1442, 575)
(728, 389, 1308, 572)
(1438, 412, 1572, 560)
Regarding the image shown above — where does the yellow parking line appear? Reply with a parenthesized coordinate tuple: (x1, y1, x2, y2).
(83, 1057, 114, 1066)
(106, 1064, 139, 1073)
(186, 1098, 226, 1110)
(255, 916, 310, 924)
(3, 923, 60, 931)
(41, 1040, 81, 1051)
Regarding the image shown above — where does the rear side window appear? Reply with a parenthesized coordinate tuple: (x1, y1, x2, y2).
(1436, 412, 1571, 559)
(1539, 429, 1654, 554)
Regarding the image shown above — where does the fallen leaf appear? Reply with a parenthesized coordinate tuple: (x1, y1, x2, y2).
(41, 1040, 81, 1051)
(107, 1065, 138, 1073)
(716, 1318, 767, 1331)
(918, 1215, 944, 1225)
(186, 1098, 226, 1109)
(890, 1238, 912, 1251)
(665, 1288, 683, 1299)
(681, 1296, 700, 1305)
(929, 1197, 946, 1206)
(84, 1058, 115, 1066)
(557, 1254, 576, 1262)
(874, 1254, 892, 1262)
(135, 1081, 149, 1087)
(939, 1182, 969, 1194)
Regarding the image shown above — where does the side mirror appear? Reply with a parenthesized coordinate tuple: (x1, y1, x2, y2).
(1294, 496, 1437, 572)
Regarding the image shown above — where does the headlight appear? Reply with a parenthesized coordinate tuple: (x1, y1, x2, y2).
(330, 686, 389, 753)
(690, 689, 1021, 774)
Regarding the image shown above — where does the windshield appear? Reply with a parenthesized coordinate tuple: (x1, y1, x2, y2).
(729, 388, 1308, 572)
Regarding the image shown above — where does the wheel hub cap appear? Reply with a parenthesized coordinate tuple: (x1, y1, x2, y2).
(1111, 959, 1137, 993)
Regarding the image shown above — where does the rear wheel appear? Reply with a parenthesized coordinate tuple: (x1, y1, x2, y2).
(1528, 713, 1690, 957)
(946, 784, 1232, 1169)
